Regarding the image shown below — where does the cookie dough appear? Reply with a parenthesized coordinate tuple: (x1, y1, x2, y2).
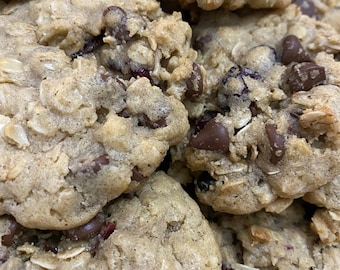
(0, 172, 222, 270)
(0, 0, 192, 229)
(178, 4, 340, 214)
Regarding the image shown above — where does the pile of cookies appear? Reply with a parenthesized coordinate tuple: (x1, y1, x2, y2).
(1, 0, 340, 269)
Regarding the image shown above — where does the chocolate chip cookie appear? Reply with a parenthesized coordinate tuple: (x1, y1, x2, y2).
(177, 0, 292, 11)
(1, 172, 222, 270)
(212, 200, 340, 270)
(179, 3, 340, 214)
(0, 0, 192, 230)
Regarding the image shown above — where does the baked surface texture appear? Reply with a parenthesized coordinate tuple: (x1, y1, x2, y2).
(2, 0, 340, 269)
(0, 171, 222, 269)
(0, 0, 194, 230)
(176, 3, 340, 216)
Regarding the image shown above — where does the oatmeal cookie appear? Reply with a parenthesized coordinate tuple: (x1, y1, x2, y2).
(177, 0, 292, 11)
(177, 4, 340, 214)
(0, 0, 192, 229)
(212, 200, 340, 270)
(0, 172, 222, 270)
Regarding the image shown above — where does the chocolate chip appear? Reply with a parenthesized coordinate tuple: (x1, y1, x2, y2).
(131, 166, 147, 182)
(293, 0, 316, 17)
(103, 6, 130, 43)
(185, 63, 203, 99)
(196, 171, 216, 192)
(281, 35, 311, 65)
(70, 30, 105, 60)
(96, 107, 109, 124)
(1, 216, 22, 247)
(137, 114, 167, 129)
(190, 110, 219, 135)
(91, 154, 110, 174)
(265, 123, 286, 165)
(249, 101, 259, 117)
(63, 213, 106, 241)
(287, 62, 326, 92)
(117, 108, 131, 118)
(287, 110, 304, 137)
(193, 34, 212, 51)
(189, 118, 229, 153)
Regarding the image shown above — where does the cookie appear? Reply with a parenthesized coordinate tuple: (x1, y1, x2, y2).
(175, 0, 292, 11)
(0, 171, 222, 270)
(0, 0, 193, 230)
(212, 200, 340, 270)
(177, 4, 340, 214)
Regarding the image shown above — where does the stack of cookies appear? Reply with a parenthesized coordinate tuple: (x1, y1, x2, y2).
(1, 0, 340, 269)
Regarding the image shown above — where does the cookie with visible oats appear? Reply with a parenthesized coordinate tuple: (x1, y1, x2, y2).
(0, 0, 192, 230)
(176, 0, 292, 11)
(175, 3, 340, 215)
(212, 200, 340, 270)
(1, 172, 222, 270)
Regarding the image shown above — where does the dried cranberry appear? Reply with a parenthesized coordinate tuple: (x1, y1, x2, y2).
(70, 30, 105, 59)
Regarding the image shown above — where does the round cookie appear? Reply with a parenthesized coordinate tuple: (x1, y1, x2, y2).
(0, 0, 192, 230)
(176, 4, 340, 214)
(0, 172, 222, 270)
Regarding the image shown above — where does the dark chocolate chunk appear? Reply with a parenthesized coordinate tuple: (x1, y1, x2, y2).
(293, 0, 316, 17)
(75, 154, 110, 176)
(281, 35, 311, 65)
(185, 63, 203, 99)
(190, 110, 219, 135)
(131, 166, 147, 182)
(1, 216, 22, 247)
(137, 114, 167, 129)
(189, 118, 229, 153)
(63, 213, 106, 241)
(287, 62, 326, 92)
(103, 6, 130, 43)
(265, 123, 286, 165)
(196, 171, 216, 192)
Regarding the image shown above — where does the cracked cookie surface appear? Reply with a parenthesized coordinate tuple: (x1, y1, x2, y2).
(0, 0, 191, 229)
